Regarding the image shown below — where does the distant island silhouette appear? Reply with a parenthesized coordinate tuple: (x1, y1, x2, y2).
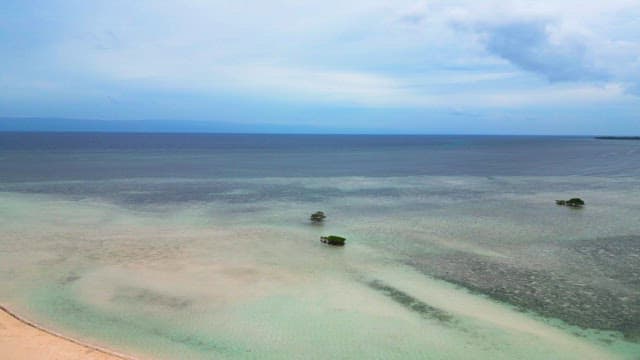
(595, 136, 640, 140)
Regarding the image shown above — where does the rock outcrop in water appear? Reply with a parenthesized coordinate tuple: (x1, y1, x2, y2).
(321, 235, 346, 246)
(555, 198, 585, 208)
(310, 211, 326, 224)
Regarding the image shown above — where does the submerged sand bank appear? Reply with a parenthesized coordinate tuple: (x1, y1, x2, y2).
(0, 305, 135, 360)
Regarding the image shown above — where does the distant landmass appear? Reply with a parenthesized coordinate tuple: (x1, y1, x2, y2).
(595, 136, 640, 140)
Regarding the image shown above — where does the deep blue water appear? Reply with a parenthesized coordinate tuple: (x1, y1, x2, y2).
(1, 132, 639, 181)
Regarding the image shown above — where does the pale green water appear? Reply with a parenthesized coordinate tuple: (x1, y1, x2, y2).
(1, 175, 639, 359)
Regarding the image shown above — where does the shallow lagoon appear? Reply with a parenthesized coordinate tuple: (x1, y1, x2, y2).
(1, 175, 639, 359)
(1, 134, 639, 359)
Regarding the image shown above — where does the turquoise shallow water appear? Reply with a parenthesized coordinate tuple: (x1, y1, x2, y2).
(1, 175, 639, 359)
(1, 134, 639, 359)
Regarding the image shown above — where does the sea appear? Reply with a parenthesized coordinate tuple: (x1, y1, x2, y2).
(0, 132, 639, 359)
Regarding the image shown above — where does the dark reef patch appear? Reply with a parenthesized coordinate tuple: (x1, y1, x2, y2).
(366, 279, 453, 323)
(408, 236, 640, 340)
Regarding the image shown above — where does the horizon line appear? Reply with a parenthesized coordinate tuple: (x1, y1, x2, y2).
(0, 130, 610, 137)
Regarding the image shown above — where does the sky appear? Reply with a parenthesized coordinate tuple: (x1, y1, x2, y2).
(1, 0, 639, 134)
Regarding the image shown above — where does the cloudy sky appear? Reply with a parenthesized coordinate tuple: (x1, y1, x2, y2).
(1, 0, 639, 134)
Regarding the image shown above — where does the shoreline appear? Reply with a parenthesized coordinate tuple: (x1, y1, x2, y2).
(0, 304, 138, 360)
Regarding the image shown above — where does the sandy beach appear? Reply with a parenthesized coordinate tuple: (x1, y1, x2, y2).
(0, 306, 133, 360)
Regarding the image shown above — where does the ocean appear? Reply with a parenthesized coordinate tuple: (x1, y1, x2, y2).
(0, 133, 639, 359)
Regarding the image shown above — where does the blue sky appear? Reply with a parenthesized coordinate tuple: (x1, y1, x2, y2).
(1, 0, 639, 134)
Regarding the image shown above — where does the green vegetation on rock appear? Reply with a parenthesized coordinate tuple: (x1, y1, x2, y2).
(555, 198, 585, 208)
(320, 235, 346, 246)
(310, 211, 326, 224)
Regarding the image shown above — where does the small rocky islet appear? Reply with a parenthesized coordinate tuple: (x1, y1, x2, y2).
(309, 211, 346, 246)
(309, 211, 326, 224)
(555, 198, 585, 208)
(320, 235, 346, 246)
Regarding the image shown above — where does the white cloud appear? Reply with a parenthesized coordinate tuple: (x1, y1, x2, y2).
(399, 0, 640, 89)
(7, 0, 640, 109)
